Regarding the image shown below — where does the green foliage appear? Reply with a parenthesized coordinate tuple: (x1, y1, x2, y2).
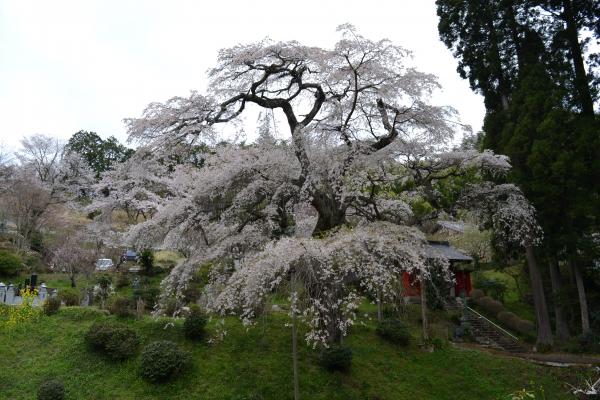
(477, 279, 507, 302)
(497, 311, 535, 335)
(66, 130, 134, 177)
(43, 297, 61, 316)
(109, 296, 134, 318)
(58, 290, 79, 306)
(133, 286, 160, 309)
(37, 379, 65, 400)
(376, 318, 411, 346)
(0, 250, 21, 276)
(410, 199, 434, 219)
(96, 274, 112, 288)
(84, 321, 140, 360)
(183, 305, 207, 341)
(564, 332, 600, 354)
(115, 273, 129, 289)
(475, 296, 506, 317)
(139, 249, 154, 276)
(318, 345, 352, 372)
(0, 310, 579, 399)
(140, 341, 190, 382)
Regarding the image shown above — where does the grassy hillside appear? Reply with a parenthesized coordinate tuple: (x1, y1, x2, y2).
(0, 306, 582, 400)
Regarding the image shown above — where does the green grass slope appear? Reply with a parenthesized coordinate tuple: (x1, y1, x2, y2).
(0, 306, 581, 400)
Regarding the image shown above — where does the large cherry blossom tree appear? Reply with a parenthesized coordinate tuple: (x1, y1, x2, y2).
(94, 26, 542, 352)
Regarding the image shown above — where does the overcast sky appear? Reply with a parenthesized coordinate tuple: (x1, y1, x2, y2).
(0, 0, 485, 151)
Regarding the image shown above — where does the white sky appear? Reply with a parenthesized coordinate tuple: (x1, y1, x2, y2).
(0, 0, 485, 151)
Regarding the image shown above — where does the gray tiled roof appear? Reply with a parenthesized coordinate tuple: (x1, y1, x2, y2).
(426, 241, 473, 262)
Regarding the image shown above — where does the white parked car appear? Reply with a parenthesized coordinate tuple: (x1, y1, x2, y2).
(95, 258, 114, 271)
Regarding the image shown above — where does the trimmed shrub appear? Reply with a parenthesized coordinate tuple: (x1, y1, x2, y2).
(84, 321, 140, 360)
(375, 318, 411, 346)
(109, 296, 134, 318)
(476, 296, 505, 317)
(139, 249, 154, 276)
(59, 290, 79, 306)
(0, 250, 21, 276)
(497, 311, 535, 335)
(43, 297, 61, 316)
(37, 379, 65, 400)
(318, 345, 352, 372)
(140, 341, 190, 382)
(183, 305, 207, 341)
(470, 288, 485, 299)
(514, 319, 535, 335)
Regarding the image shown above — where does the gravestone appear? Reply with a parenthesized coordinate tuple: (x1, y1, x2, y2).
(36, 283, 47, 305)
(5, 284, 15, 304)
(0, 282, 5, 303)
(30, 273, 38, 289)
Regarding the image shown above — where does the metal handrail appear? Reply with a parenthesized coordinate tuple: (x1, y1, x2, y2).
(465, 305, 520, 342)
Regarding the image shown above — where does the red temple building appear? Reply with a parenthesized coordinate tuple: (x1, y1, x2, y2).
(402, 241, 474, 299)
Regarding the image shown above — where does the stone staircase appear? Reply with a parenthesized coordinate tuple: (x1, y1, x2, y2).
(460, 306, 528, 353)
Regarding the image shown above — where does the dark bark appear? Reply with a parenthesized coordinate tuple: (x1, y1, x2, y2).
(311, 191, 346, 235)
(570, 259, 590, 333)
(562, 0, 595, 115)
(525, 246, 553, 347)
(548, 259, 570, 341)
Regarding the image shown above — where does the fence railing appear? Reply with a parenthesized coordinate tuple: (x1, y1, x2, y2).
(465, 305, 519, 342)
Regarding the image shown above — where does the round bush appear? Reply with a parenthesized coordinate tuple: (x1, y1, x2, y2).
(84, 321, 140, 360)
(109, 296, 134, 318)
(476, 296, 505, 317)
(318, 345, 352, 372)
(43, 297, 61, 316)
(140, 341, 190, 382)
(37, 379, 65, 400)
(497, 311, 535, 335)
(375, 318, 411, 346)
(0, 250, 21, 276)
(183, 305, 207, 341)
(470, 288, 485, 299)
(59, 290, 79, 306)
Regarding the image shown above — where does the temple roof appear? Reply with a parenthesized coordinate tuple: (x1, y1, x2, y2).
(426, 241, 473, 262)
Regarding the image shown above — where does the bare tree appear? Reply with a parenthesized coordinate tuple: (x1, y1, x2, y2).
(17, 134, 64, 184)
(51, 235, 98, 288)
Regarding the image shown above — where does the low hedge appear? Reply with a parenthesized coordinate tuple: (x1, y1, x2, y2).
(497, 311, 535, 335)
(470, 288, 485, 299)
(319, 345, 352, 372)
(375, 318, 411, 346)
(476, 296, 505, 317)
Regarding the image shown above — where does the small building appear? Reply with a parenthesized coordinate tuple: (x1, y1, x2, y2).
(402, 241, 474, 298)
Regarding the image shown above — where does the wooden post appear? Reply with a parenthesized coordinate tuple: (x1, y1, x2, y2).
(420, 272, 429, 343)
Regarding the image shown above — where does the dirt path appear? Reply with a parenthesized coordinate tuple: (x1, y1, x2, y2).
(456, 342, 600, 367)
